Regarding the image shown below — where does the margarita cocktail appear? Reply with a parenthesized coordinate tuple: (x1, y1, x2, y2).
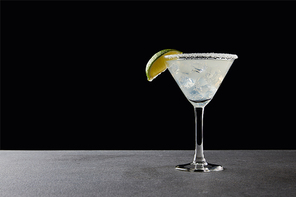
(146, 50, 238, 172)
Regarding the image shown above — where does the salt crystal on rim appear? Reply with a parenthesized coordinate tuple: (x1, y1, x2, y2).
(165, 53, 238, 60)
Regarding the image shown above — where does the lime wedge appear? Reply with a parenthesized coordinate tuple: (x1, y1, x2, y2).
(146, 49, 182, 81)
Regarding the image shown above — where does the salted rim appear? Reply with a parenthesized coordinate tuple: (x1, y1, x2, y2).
(164, 53, 238, 60)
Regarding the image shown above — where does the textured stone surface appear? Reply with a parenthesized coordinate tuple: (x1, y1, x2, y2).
(0, 150, 295, 196)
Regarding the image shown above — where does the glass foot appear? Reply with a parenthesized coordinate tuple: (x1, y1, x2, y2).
(175, 163, 224, 172)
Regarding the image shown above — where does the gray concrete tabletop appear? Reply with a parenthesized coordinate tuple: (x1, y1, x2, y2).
(0, 150, 295, 197)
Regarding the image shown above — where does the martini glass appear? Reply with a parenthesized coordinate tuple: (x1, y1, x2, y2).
(165, 53, 238, 172)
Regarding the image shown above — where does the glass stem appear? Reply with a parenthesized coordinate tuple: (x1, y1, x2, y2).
(193, 107, 207, 165)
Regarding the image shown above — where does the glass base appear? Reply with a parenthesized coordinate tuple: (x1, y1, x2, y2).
(175, 163, 224, 172)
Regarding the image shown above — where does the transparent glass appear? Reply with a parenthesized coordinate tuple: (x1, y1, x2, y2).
(165, 53, 238, 172)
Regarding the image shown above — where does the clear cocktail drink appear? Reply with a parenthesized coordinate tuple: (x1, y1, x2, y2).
(167, 57, 234, 107)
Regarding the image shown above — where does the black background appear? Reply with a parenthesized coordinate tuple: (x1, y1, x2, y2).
(2, 2, 295, 150)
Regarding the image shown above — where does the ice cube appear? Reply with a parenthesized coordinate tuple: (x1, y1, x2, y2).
(197, 78, 207, 86)
(182, 77, 195, 88)
(192, 67, 203, 73)
(178, 64, 192, 74)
